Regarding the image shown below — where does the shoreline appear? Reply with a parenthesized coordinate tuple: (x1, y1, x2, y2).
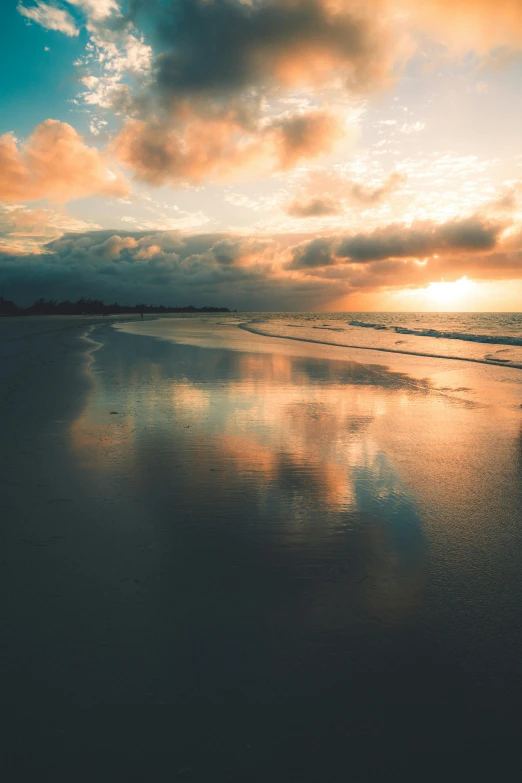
(117, 315, 522, 413)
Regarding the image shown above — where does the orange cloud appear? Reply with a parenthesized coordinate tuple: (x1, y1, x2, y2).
(114, 109, 343, 185)
(287, 196, 343, 218)
(0, 120, 129, 203)
(274, 112, 342, 169)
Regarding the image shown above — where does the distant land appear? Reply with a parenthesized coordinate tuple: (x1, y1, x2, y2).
(0, 297, 232, 316)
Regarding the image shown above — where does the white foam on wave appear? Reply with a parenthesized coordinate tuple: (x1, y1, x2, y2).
(349, 320, 522, 347)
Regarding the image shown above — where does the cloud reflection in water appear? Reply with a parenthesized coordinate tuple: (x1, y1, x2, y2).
(71, 330, 429, 652)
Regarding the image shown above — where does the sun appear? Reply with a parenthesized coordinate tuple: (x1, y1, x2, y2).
(424, 277, 475, 310)
(389, 276, 478, 312)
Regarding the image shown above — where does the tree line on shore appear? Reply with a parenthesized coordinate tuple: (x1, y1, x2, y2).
(0, 296, 231, 316)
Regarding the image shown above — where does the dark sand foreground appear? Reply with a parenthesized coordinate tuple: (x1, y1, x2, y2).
(1, 316, 522, 780)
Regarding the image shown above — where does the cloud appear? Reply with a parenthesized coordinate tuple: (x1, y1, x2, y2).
(336, 215, 502, 262)
(339, 245, 522, 294)
(118, 0, 522, 135)
(288, 237, 339, 268)
(0, 230, 344, 310)
(73, 22, 152, 113)
(286, 171, 407, 218)
(0, 217, 521, 310)
(487, 182, 522, 214)
(17, 1, 78, 36)
(66, 0, 120, 22)
(150, 0, 397, 102)
(347, 171, 408, 207)
(288, 215, 505, 270)
(0, 120, 129, 203)
(114, 109, 342, 185)
(286, 197, 342, 218)
(0, 203, 100, 251)
(79, 0, 522, 191)
(65, 0, 522, 191)
(101, 0, 399, 183)
(275, 112, 342, 168)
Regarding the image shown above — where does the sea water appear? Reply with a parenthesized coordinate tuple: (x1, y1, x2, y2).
(236, 312, 522, 368)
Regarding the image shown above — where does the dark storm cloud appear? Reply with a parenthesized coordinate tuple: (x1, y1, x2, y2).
(0, 230, 344, 310)
(148, 0, 393, 101)
(288, 215, 504, 270)
(288, 237, 338, 269)
(336, 216, 501, 262)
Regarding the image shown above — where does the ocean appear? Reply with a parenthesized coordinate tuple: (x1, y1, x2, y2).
(233, 311, 522, 368)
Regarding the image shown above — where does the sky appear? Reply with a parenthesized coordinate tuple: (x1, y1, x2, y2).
(1, 0, 522, 311)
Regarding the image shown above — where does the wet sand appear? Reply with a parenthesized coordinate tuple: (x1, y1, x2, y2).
(1, 316, 522, 780)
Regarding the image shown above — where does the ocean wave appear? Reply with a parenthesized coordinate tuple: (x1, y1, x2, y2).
(238, 321, 522, 370)
(349, 321, 522, 347)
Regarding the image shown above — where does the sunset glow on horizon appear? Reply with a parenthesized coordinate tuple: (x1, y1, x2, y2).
(2, 0, 522, 311)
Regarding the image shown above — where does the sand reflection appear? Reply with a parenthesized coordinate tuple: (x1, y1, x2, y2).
(69, 333, 442, 643)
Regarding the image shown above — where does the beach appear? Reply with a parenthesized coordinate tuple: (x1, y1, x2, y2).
(2, 315, 522, 779)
